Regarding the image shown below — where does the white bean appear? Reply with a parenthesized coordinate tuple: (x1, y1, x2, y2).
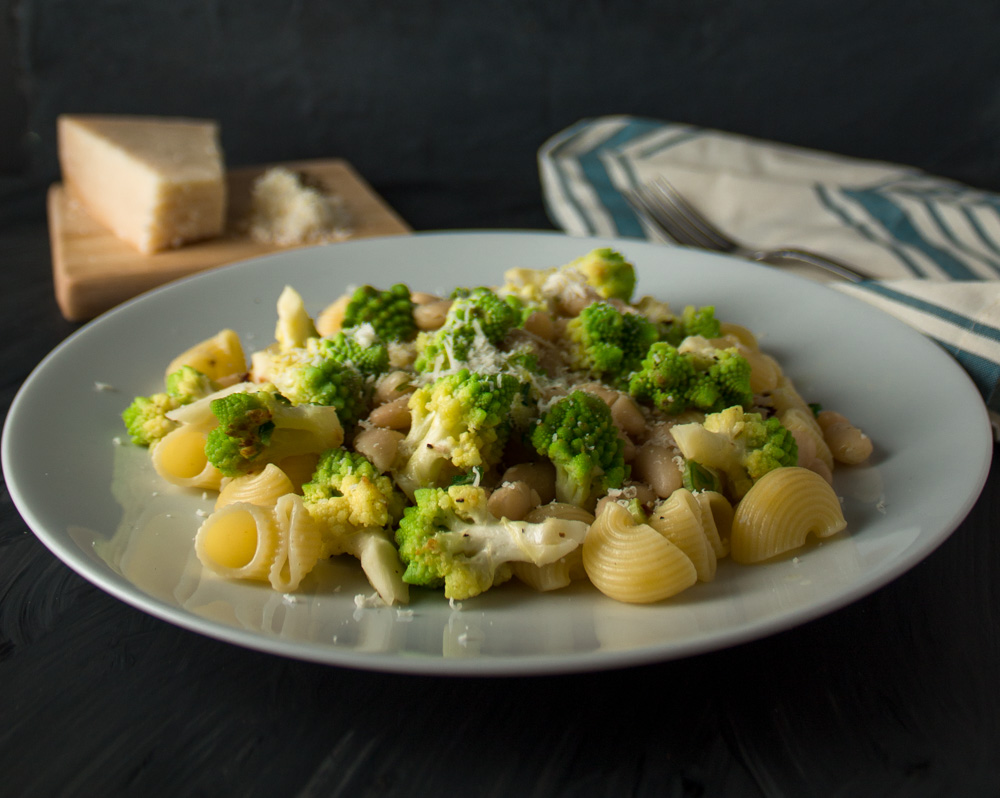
(632, 442, 683, 498)
(817, 410, 873, 465)
(501, 462, 556, 505)
(366, 395, 412, 430)
(352, 427, 404, 473)
(414, 300, 452, 331)
(372, 370, 414, 406)
(487, 481, 541, 521)
(522, 310, 556, 341)
(610, 394, 647, 440)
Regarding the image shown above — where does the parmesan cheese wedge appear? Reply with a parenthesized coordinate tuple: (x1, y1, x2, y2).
(57, 114, 226, 254)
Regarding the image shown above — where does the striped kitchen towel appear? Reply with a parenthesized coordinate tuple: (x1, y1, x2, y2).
(539, 115, 1000, 437)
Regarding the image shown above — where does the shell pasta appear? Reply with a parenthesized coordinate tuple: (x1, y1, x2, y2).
(730, 467, 847, 564)
(120, 248, 873, 606)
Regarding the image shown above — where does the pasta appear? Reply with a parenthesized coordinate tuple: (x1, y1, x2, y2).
(194, 494, 324, 592)
(583, 502, 698, 603)
(647, 489, 717, 582)
(216, 463, 296, 509)
(165, 328, 246, 382)
(693, 490, 733, 558)
(151, 426, 223, 490)
(122, 248, 874, 607)
(730, 467, 847, 563)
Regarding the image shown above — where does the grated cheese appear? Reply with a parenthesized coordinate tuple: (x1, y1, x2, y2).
(248, 167, 352, 246)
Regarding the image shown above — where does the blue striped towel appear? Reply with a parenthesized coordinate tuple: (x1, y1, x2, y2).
(539, 115, 1000, 438)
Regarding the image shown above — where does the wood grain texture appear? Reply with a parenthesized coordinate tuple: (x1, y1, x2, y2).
(48, 159, 411, 322)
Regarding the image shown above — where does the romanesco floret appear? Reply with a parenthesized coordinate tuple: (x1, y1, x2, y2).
(496, 248, 636, 307)
(302, 447, 409, 604)
(564, 300, 658, 384)
(393, 369, 524, 498)
(529, 390, 627, 510)
(394, 484, 589, 600)
(204, 391, 281, 476)
(122, 393, 181, 447)
(628, 341, 753, 414)
(303, 447, 406, 533)
(414, 287, 523, 373)
(165, 365, 219, 404)
(670, 406, 799, 499)
(122, 366, 218, 446)
(204, 389, 344, 477)
(317, 328, 390, 379)
(261, 337, 369, 426)
(497, 265, 554, 305)
(562, 247, 636, 302)
(341, 283, 417, 342)
(661, 305, 722, 345)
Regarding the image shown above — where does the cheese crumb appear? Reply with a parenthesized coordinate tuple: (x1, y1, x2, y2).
(353, 591, 386, 609)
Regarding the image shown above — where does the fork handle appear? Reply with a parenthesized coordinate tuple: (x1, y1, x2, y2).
(750, 248, 869, 283)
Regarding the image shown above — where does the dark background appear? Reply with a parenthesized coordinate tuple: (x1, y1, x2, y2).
(4, 1, 1000, 232)
(3, 3, 1000, 796)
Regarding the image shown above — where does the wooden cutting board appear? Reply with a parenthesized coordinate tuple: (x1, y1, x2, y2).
(48, 158, 412, 321)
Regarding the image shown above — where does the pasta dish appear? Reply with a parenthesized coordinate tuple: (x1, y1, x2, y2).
(120, 248, 872, 606)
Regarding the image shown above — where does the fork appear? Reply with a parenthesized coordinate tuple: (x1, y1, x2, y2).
(624, 178, 870, 282)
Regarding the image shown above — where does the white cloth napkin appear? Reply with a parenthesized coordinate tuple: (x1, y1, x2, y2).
(539, 115, 1000, 437)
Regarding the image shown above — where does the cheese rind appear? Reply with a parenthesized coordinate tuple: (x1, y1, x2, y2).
(57, 114, 226, 253)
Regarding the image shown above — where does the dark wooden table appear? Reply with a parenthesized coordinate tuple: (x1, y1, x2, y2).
(1, 200, 998, 797)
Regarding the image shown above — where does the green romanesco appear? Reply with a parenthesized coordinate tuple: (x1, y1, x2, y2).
(341, 283, 417, 342)
(529, 390, 627, 510)
(393, 369, 524, 498)
(660, 305, 722, 346)
(303, 447, 406, 533)
(394, 484, 589, 600)
(204, 389, 343, 477)
(670, 406, 799, 500)
(564, 300, 658, 384)
(562, 247, 637, 302)
(164, 365, 218, 404)
(317, 328, 390, 379)
(496, 247, 635, 307)
(256, 337, 370, 426)
(122, 365, 218, 446)
(302, 447, 409, 604)
(628, 341, 753, 415)
(414, 286, 523, 373)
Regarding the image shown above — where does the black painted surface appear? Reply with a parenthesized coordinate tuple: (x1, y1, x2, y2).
(5, 2, 1000, 229)
(3, 3, 1000, 795)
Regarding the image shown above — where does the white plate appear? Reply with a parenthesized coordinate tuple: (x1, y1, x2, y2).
(3, 232, 992, 675)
